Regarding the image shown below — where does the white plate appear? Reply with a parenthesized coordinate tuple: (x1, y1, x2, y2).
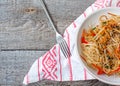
(76, 7, 120, 85)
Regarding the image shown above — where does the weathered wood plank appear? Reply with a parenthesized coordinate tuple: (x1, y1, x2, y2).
(27, 80, 112, 86)
(0, 0, 95, 50)
(0, 51, 46, 86)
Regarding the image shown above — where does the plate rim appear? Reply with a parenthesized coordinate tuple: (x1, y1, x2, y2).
(75, 7, 120, 85)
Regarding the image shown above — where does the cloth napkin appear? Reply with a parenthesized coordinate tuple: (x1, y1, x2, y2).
(23, 0, 120, 85)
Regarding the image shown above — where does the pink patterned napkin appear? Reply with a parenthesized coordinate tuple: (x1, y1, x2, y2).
(23, 0, 120, 85)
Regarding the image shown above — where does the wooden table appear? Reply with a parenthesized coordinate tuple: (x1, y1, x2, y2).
(0, 0, 113, 86)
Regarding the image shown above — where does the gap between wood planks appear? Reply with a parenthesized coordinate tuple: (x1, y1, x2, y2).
(1, 49, 49, 51)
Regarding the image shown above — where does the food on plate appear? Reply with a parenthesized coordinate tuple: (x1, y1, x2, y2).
(81, 13, 120, 75)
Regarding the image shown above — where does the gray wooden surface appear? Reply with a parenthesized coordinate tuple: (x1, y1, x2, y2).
(0, 0, 114, 86)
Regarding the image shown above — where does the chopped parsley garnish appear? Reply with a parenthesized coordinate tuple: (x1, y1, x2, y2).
(92, 27, 96, 30)
(102, 22, 107, 25)
(105, 65, 109, 69)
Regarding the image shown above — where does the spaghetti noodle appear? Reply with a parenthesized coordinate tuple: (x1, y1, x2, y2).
(81, 13, 120, 75)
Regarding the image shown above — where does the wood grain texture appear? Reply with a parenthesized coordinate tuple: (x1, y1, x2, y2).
(0, 0, 95, 50)
(27, 80, 112, 86)
(0, 51, 46, 86)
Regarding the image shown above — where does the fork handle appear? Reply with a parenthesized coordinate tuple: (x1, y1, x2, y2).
(40, 0, 59, 34)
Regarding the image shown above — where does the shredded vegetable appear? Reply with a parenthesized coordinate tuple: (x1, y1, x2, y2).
(81, 13, 120, 75)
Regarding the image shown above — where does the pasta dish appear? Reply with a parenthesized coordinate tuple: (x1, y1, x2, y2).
(81, 13, 120, 75)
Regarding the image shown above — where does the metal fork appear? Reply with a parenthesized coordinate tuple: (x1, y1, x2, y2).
(40, 0, 71, 58)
